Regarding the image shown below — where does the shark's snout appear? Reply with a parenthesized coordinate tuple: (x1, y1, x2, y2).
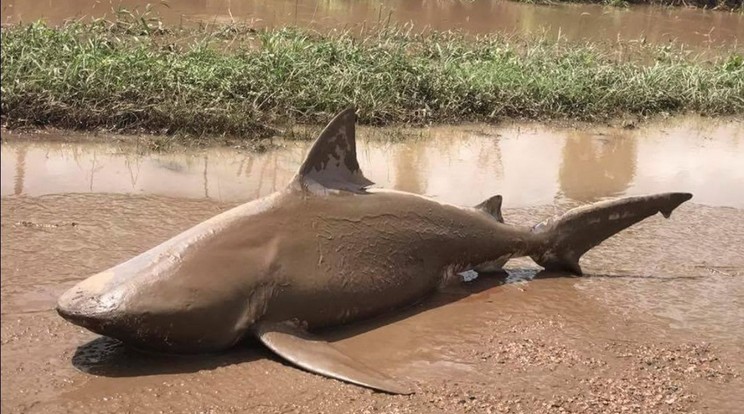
(56, 302, 108, 332)
(56, 282, 123, 333)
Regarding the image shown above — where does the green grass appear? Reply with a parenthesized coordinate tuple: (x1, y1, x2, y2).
(1, 18, 743, 138)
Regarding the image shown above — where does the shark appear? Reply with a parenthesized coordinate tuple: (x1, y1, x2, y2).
(57, 108, 692, 394)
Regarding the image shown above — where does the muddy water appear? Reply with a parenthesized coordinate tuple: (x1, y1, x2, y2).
(2, 0, 743, 50)
(3, 116, 743, 207)
(2, 117, 744, 412)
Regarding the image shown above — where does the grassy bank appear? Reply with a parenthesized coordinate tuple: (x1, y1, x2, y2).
(2, 19, 743, 138)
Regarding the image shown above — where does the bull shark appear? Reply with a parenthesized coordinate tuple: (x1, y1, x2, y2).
(57, 108, 692, 394)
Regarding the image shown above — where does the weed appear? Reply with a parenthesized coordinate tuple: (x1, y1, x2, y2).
(1, 19, 742, 139)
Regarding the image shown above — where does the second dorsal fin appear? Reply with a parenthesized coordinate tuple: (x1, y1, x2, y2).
(293, 108, 374, 193)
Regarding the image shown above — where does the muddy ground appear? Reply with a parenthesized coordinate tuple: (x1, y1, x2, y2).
(2, 192, 743, 413)
(2, 119, 743, 413)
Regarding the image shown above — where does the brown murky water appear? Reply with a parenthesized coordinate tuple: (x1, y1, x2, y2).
(3, 116, 743, 207)
(2, 117, 744, 413)
(2, 0, 743, 50)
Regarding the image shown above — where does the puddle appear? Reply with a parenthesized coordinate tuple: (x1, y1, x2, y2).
(2, 0, 743, 50)
(3, 116, 743, 208)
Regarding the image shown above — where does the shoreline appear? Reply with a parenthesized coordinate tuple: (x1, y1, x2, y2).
(3, 113, 741, 152)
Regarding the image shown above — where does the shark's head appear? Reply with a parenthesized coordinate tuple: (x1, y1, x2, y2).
(56, 211, 278, 354)
(56, 269, 247, 353)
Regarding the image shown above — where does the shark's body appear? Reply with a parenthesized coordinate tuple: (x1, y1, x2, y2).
(58, 109, 692, 394)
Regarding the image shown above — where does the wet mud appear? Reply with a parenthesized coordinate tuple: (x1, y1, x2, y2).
(2, 118, 744, 412)
(2, 0, 743, 50)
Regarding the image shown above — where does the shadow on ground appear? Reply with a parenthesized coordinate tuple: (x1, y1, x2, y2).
(72, 336, 267, 377)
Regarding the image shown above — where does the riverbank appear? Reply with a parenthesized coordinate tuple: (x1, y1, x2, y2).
(2, 18, 742, 138)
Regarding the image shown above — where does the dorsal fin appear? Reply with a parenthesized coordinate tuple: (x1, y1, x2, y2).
(293, 108, 374, 193)
(475, 195, 504, 223)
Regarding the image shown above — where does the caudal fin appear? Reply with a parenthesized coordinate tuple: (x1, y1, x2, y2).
(529, 193, 692, 274)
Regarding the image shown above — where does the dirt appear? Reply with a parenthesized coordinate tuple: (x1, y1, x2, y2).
(2, 118, 743, 413)
(2, 194, 743, 413)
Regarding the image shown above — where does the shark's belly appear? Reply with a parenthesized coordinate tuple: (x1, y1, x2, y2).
(268, 270, 445, 329)
(254, 189, 497, 329)
(263, 230, 469, 329)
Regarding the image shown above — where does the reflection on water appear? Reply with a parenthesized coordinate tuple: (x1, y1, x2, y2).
(559, 130, 637, 202)
(2, 0, 742, 50)
(13, 144, 26, 196)
(2, 116, 742, 208)
(392, 144, 427, 195)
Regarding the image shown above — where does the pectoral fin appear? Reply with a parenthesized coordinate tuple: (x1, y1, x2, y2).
(254, 321, 412, 395)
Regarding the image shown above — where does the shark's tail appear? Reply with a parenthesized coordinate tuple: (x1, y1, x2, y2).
(529, 193, 692, 274)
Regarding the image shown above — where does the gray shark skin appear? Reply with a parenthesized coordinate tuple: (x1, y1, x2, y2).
(57, 108, 692, 394)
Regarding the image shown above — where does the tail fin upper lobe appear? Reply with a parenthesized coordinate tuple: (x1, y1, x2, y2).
(529, 193, 692, 274)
